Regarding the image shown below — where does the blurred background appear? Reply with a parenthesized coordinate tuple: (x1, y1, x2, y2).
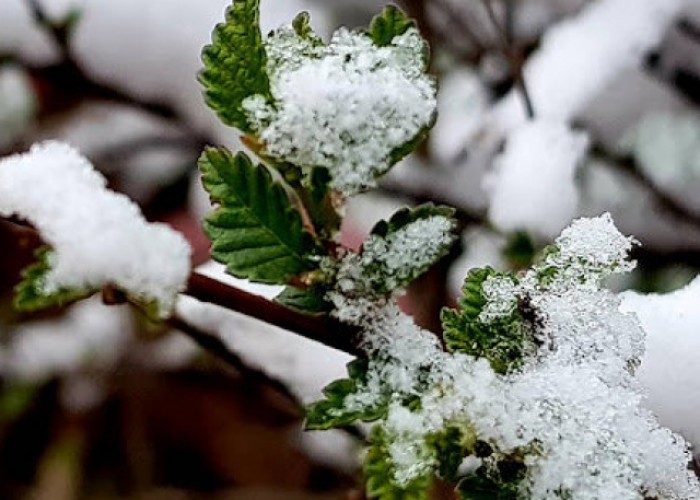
(0, 0, 699, 498)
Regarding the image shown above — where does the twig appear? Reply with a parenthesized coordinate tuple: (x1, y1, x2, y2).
(480, 0, 535, 118)
(22, 0, 208, 141)
(430, 0, 487, 56)
(183, 273, 362, 357)
(591, 147, 700, 233)
(168, 314, 303, 404)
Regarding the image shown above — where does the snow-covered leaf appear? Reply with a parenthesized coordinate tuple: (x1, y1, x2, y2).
(14, 247, 94, 313)
(369, 5, 416, 48)
(305, 359, 387, 430)
(364, 427, 432, 500)
(361, 204, 457, 294)
(442, 267, 533, 374)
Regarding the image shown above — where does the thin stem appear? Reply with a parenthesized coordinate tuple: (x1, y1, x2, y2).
(480, 0, 535, 119)
(167, 314, 302, 404)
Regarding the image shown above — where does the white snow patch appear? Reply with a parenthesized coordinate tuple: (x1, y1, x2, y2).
(484, 121, 589, 239)
(0, 141, 191, 315)
(621, 278, 700, 454)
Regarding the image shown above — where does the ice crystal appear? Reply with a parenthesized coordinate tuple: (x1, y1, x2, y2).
(243, 26, 436, 195)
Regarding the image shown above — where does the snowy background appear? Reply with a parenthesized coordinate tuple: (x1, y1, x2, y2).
(0, 0, 699, 498)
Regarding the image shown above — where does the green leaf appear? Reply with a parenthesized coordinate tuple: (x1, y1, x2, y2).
(292, 11, 323, 45)
(200, 147, 316, 284)
(441, 267, 533, 374)
(458, 459, 526, 500)
(14, 247, 94, 313)
(199, 0, 272, 133)
(275, 285, 331, 315)
(365, 428, 433, 500)
(362, 204, 457, 294)
(370, 203, 455, 238)
(369, 5, 416, 47)
(305, 359, 388, 430)
(503, 231, 536, 270)
(302, 167, 342, 241)
(427, 427, 471, 482)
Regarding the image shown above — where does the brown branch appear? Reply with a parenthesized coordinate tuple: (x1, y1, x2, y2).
(183, 272, 362, 357)
(167, 314, 303, 403)
(590, 147, 700, 233)
(480, 0, 535, 119)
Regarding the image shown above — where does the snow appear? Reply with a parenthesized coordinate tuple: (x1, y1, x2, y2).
(621, 278, 700, 455)
(0, 141, 191, 315)
(484, 120, 589, 239)
(245, 27, 436, 194)
(326, 214, 700, 497)
(428, 67, 489, 165)
(491, 0, 689, 129)
(0, 0, 334, 145)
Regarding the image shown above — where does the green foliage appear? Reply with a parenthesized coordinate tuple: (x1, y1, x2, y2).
(458, 458, 527, 500)
(369, 5, 416, 47)
(363, 204, 457, 294)
(274, 285, 331, 315)
(503, 231, 536, 270)
(302, 167, 342, 241)
(292, 11, 323, 45)
(370, 204, 453, 239)
(200, 147, 317, 284)
(200, 0, 272, 133)
(428, 426, 473, 482)
(305, 359, 387, 430)
(441, 267, 533, 374)
(365, 428, 433, 500)
(14, 247, 94, 313)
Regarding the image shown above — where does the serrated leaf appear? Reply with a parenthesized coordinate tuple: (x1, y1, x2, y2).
(364, 428, 433, 500)
(305, 359, 388, 430)
(362, 204, 457, 294)
(274, 285, 331, 315)
(14, 247, 94, 313)
(292, 11, 323, 45)
(369, 5, 416, 47)
(427, 427, 470, 482)
(200, 147, 316, 284)
(441, 268, 533, 374)
(199, 0, 272, 133)
(370, 203, 455, 238)
(458, 459, 526, 500)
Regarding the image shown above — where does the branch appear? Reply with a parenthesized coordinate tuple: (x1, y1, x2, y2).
(480, 0, 535, 119)
(167, 314, 303, 403)
(183, 273, 362, 357)
(21, 0, 208, 141)
(591, 147, 700, 233)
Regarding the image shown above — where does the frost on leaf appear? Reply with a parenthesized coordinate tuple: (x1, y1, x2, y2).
(0, 142, 191, 317)
(312, 214, 700, 499)
(241, 11, 436, 195)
